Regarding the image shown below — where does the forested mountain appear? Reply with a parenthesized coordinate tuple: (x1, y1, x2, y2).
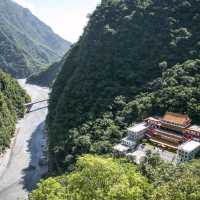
(0, 0, 71, 78)
(26, 53, 69, 87)
(0, 70, 30, 152)
(47, 0, 200, 173)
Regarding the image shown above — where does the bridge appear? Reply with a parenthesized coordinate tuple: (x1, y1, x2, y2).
(25, 99, 49, 113)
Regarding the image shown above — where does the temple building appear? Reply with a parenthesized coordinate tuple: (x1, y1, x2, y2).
(183, 125, 200, 140)
(145, 112, 192, 151)
(161, 112, 191, 132)
(113, 112, 200, 164)
(147, 128, 184, 151)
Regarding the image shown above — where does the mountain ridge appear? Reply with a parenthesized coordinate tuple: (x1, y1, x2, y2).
(0, 0, 71, 78)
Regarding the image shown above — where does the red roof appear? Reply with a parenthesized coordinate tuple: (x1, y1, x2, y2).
(162, 112, 191, 126)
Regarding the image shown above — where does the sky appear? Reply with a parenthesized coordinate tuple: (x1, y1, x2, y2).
(12, 0, 101, 43)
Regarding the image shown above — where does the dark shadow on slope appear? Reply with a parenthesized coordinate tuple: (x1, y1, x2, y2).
(21, 122, 48, 192)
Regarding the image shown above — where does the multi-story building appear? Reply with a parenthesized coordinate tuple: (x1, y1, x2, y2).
(145, 112, 192, 151)
(127, 122, 149, 141)
(113, 112, 200, 163)
(147, 128, 184, 151)
(113, 123, 148, 157)
(177, 140, 200, 163)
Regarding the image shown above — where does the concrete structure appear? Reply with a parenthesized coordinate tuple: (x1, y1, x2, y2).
(113, 144, 130, 157)
(121, 136, 136, 148)
(113, 123, 148, 157)
(127, 123, 149, 141)
(177, 140, 200, 163)
(127, 150, 146, 164)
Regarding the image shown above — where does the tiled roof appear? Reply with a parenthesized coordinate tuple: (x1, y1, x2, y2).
(162, 112, 191, 126)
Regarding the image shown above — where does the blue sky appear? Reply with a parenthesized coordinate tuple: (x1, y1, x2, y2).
(13, 0, 100, 42)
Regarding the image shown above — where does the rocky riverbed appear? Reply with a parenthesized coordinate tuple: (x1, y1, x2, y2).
(0, 79, 49, 200)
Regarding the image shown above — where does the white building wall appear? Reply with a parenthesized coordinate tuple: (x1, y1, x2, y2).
(177, 146, 200, 163)
(128, 129, 146, 141)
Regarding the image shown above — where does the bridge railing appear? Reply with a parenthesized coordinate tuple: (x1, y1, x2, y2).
(24, 99, 49, 107)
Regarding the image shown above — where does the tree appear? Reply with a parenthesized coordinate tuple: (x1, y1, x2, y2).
(29, 178, 66, 200)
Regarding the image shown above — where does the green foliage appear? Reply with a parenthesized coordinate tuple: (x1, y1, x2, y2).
(119, 59, 200, 124)
(27, 52, 69, 87)
(29, 178, 66, 200)
(0, 0, 71, 78)
(26, 62, 60, 87)
(139, 153, 200, 200)
(0, 70, 30, 152)
(30, 155, 200, 200)
(29, 155, 152, 200)
(47, 0, 200, 173)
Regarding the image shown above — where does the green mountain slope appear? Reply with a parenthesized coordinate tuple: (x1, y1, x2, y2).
(0, 0, 71, 78)
(47, 0, 200, 172)
(26, 53, 69, 87)
(0, 70, 30, 152)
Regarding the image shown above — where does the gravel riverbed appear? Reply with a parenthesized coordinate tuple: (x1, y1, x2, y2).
(0, 79, 49, 200)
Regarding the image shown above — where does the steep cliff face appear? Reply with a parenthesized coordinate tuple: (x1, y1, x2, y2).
(47, 0, 200, 172)
(0, 0, 71, 78)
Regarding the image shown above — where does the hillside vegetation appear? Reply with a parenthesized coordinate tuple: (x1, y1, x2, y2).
(0, 70, 30, 152)
(30, 154, 200, 200)
(30, 155, 152, 200)
(26, 53, 69, 87)
(0, 0, 71, 78)
(47, 0, 200, 172)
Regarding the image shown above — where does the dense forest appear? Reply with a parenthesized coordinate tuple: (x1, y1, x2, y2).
(0, 70, 30, 152)
(27, 53, 69, 87)
(30, 154, 200, 200)
(0, 0, 71, 78)
(47, 0, 200, 173)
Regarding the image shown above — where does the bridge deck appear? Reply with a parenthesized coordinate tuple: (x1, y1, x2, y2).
(25, 99, 49, 106)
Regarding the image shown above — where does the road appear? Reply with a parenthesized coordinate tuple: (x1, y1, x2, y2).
(0, 79, 49, 200)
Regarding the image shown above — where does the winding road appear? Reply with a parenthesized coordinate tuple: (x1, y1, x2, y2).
(0, 79, 49, 200)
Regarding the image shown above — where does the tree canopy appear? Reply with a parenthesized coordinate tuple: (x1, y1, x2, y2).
(29, 155, 152, 200)
(30, 155, 200, 200)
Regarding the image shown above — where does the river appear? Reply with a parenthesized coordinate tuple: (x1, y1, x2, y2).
(0, 79, 49, 200)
